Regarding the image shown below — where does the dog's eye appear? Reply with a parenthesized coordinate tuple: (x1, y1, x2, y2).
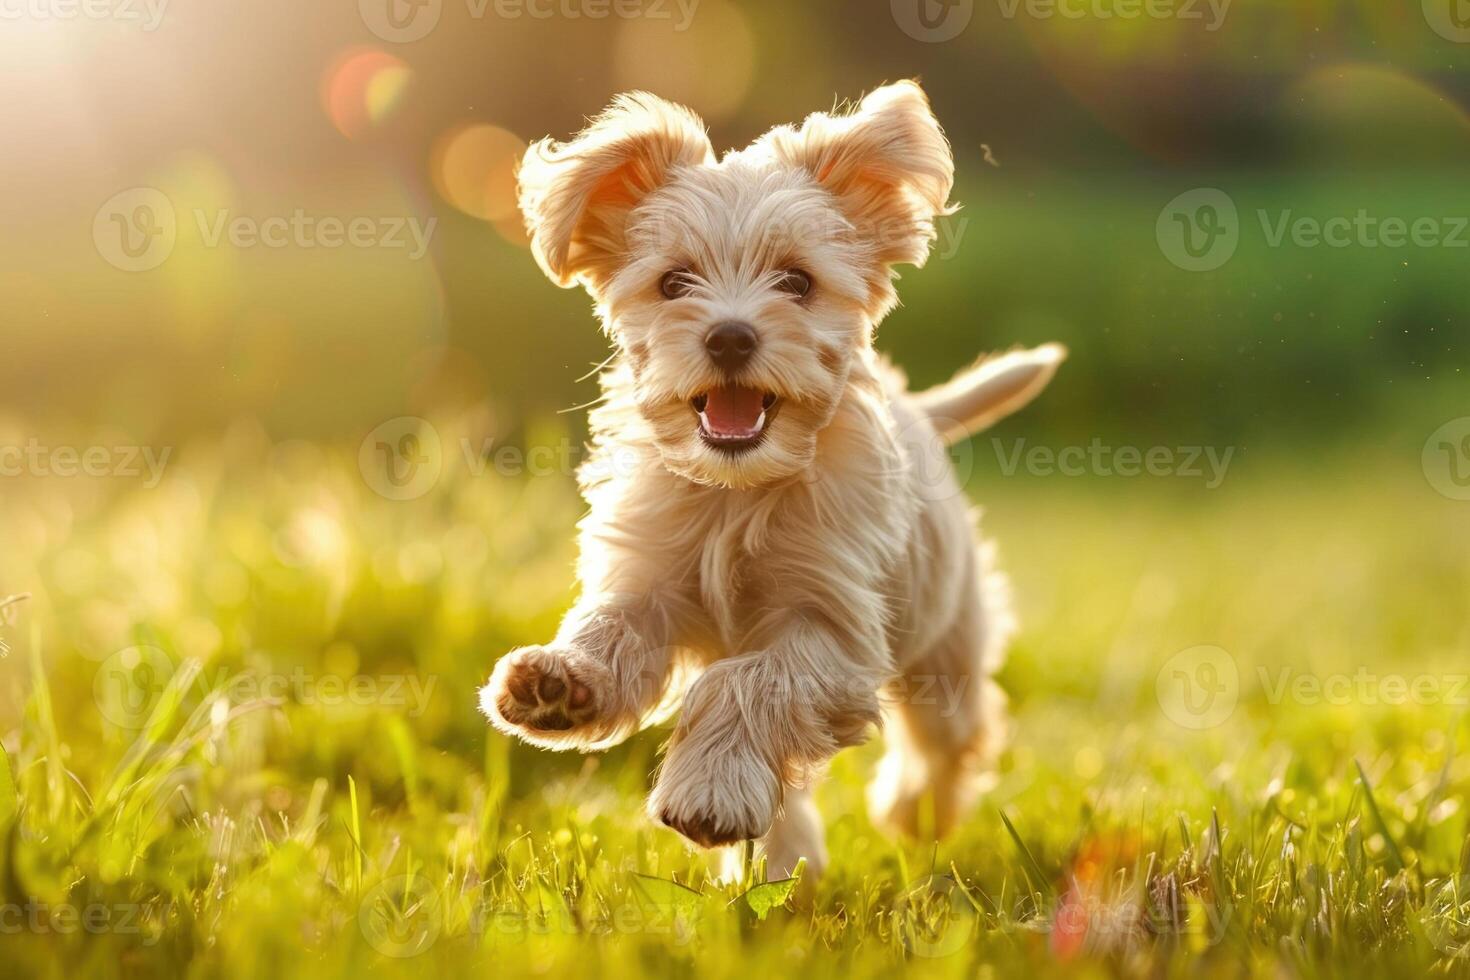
(660, 269, 695, 300)
(776, 270, 812, 298)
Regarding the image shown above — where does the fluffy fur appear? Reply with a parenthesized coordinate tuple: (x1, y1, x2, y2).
(481, 81, 1064, 878)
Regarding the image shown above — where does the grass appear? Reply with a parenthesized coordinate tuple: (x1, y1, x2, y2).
(1, 427, 1468, 978)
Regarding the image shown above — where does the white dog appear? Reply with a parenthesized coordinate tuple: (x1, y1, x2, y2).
(480, 81, 1064, 878)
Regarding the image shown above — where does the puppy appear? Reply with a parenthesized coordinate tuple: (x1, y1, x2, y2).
(480, 81, 1064, 878)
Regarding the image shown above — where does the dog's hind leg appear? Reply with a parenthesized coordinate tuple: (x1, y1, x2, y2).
(868, 543, 1013, 838)
(760, 785, 827, 879)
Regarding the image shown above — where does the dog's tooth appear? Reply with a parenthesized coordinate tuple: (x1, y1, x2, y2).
(755, 411, 766, 432)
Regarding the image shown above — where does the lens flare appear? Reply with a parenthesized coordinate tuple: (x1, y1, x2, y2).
(322, 48, 413, 141)
(429, 123, 526, 222)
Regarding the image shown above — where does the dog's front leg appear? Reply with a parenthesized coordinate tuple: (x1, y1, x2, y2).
(648, 618, 884, 847)
(481, 596, 680, 752)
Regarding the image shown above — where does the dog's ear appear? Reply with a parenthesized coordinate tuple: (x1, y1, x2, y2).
(761, 80, 955, 297)
(518, 93, 714, 290)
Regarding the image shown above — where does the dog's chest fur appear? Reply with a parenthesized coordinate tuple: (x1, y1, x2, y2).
(580, 378, 918, 660)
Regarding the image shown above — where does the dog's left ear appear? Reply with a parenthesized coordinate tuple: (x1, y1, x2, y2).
(518, 92, 714, 291)
(761, 80, 955, 303)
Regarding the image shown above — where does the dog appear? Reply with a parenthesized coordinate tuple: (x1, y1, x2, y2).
(480, 81, 1064, 878)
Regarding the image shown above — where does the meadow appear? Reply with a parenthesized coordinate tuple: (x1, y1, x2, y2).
(2, 427, 1467, 979)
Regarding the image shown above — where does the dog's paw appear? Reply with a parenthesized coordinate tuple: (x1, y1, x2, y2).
(480, 645, 613, 749)
(648, 745, 780, 848)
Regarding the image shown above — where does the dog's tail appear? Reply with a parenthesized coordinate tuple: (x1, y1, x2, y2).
(912, 343, 1067, 446)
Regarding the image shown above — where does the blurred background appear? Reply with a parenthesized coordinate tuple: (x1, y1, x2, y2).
(1, 0, 1465, 450)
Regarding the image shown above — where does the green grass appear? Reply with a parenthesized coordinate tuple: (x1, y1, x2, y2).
(1, 430, 1468, 978)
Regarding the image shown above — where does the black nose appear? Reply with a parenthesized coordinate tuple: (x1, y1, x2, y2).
(704, 321, 758, 373)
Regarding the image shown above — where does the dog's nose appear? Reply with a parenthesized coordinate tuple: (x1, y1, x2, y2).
(705, 321, 758, 373)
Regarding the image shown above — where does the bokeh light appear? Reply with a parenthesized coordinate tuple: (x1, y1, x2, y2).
(429, 123, 526, 223)
(321, 48, 413, 141)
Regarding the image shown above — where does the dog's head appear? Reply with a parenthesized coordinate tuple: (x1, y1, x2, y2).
(518, 81, 955, 489)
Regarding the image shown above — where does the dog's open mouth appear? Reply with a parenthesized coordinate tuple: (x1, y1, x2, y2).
(691, 386, 778, 452)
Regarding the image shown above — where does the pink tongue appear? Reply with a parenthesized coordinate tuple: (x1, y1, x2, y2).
(704, 385, 764, 436)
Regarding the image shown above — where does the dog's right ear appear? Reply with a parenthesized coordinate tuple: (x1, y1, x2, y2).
(518, 93, 714, 290)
